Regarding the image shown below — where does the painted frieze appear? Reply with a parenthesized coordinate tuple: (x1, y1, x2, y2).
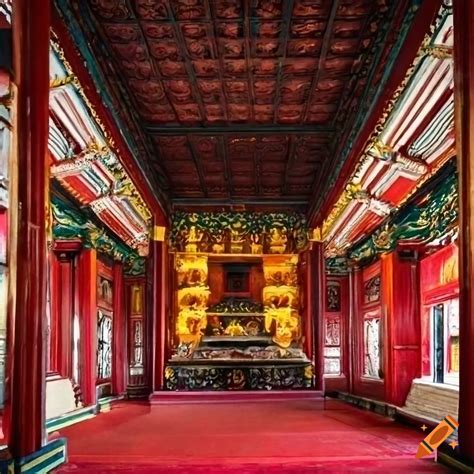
(170, 211, 308, 254)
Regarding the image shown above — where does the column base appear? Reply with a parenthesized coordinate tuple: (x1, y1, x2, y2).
(0, 438, 67, 474)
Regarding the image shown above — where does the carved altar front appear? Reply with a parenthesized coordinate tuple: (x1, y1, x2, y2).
(165, 211, 313, 391)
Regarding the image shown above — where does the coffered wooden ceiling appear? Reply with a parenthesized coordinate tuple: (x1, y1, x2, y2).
(54, 0, 427, 215)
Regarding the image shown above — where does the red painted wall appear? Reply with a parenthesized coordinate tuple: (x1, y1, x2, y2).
(420, 243, 459, 305)
(419, 243, 459, 377)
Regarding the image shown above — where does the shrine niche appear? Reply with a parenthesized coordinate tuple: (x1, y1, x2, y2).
(165, 211, 312, 391)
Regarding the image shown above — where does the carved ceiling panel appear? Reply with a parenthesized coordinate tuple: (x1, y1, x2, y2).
(54, 0, 423, 209)
(153, 133, 329, 200)
(91, 0, 376, 127)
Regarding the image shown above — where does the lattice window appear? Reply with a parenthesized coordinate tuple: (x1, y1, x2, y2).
(97, 309, 112, 380)
(130, 320, 144, 376)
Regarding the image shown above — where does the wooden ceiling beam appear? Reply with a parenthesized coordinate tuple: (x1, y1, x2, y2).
(146, 124, 335, 135)
(301, 0, 340, 122)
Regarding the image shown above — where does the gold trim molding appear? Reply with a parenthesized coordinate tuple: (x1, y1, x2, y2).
(153, 225, 166, 241)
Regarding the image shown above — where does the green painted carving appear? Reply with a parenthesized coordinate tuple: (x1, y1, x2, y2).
(170, 211, 308, 253)
(51, 195, 145, 275)
(349, 164, 458, 264)
(123, 256, 146, 276)
(326, 256, 349, 275)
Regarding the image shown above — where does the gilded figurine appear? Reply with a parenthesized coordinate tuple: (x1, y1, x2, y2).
(185, 225, 203, 253)
(250, 233, 263, 254)
(268, 227, 288, 254)
(230, 227, 245, 254)
(211, 230, 225, 254)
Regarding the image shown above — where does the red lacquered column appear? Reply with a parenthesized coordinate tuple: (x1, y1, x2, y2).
(76, 249, 98, 406)
(309, 241, 325, 390)
(454, 1, 474, 463)
(150, 226, 168, 391)
(300, 250, 314, 362)
(112, 262, 126, 395)
(4, 0, 50, 458)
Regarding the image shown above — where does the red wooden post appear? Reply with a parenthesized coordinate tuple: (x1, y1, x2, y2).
(76, 249, 98, 406)
(4, 0, 50, 458)
(454, 1, 474, 463)
(308, 241, 325, 390)
(150, 225, 168, 391)
(381, 250, 421, 406)
(300, 250, 314, 363)
(347, 266, 361, 395)
(112, 262, 126, 395)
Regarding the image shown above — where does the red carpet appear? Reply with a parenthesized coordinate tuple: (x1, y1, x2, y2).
(56, 399, 454, 473)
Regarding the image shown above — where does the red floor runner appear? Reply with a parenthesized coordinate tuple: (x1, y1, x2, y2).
(56, 399, 454, 473)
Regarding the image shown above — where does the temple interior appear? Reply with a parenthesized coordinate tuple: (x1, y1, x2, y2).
(0, 0, 473, 473)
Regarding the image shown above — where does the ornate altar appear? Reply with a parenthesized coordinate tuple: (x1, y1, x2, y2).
(165, 212, 312, 391)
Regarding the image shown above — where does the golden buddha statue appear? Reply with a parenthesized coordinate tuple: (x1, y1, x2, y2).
(268, 227, 288, 254)
(185, 225, 203, 253)
(230, 227, 245, 254)
(212, 231, 225, 254)
(250, 233, 263, 254)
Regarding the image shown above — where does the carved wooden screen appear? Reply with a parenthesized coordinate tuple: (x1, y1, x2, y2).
(363, 308, 382, 378)
(324, 280, 341, 375)
(129, 284, 144, 377)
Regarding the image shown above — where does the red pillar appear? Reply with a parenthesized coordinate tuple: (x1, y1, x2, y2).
(347, 266, 360, 395)
(308, 241, 325, 390)
(112, 262, 126, 395)
(76, 249, 97, 406)
(4, 0, 50, 458)
(454, 1, 474, 463)
(300, 251, 314, 362)
(150, 226, 168, 391)
(381, 250, 421, 407)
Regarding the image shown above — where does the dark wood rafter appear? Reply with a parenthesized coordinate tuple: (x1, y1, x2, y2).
(220, 133, 234, 199)
(146, 124, 334, 134)
(187, 134, 209, 197)
(282, 135, 298, 194)
(243, 0, 255, 122)
(301, 0, 340, 122)
(271, 0, 294, 125)
(168, 4, 208, 123)
(207, 0, 229, 122)
(254, 137, 261, 195)
(329, 8, 376, 129)
(125, 1, 182, 123)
